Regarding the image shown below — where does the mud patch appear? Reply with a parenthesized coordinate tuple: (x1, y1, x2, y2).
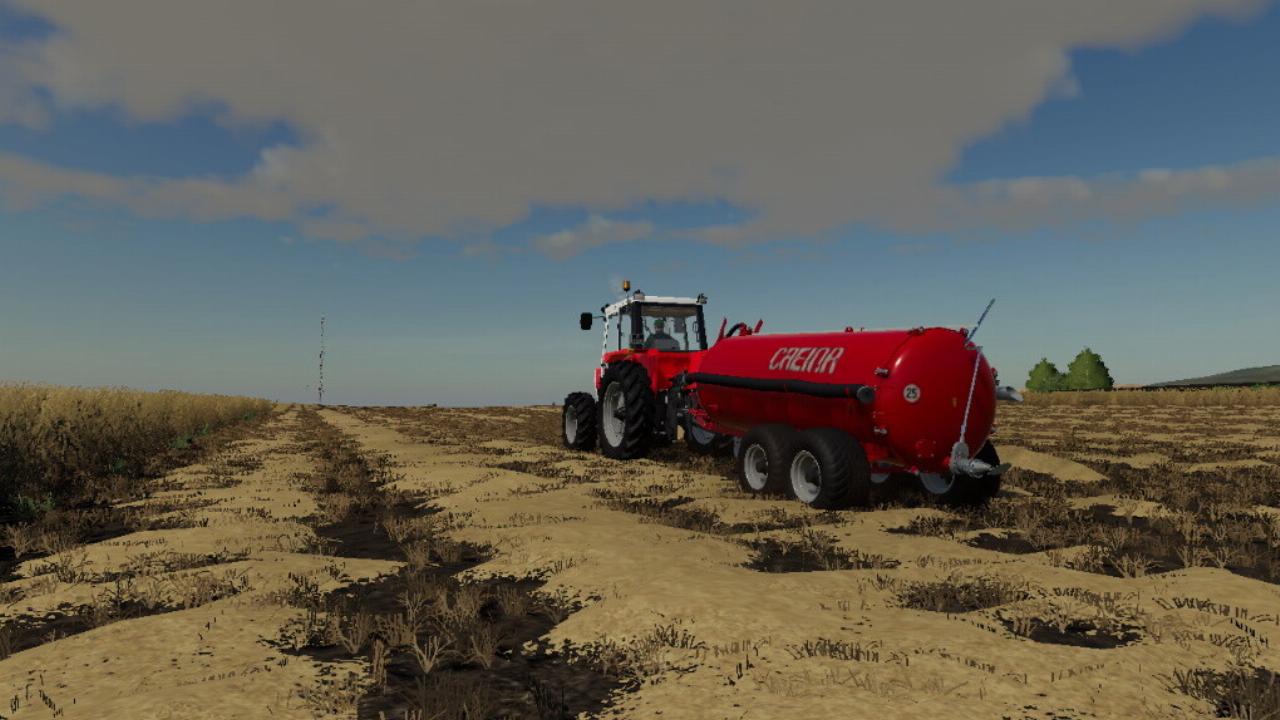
(741, 536, 899, 572)
(288, 408, 625, 720)
(1002, 616, 1142, 649)
(965, 532, 1040, 554)
(492, 459, 598, 484)
(334, 572, 623, 720)
(594, 494, 728, 534)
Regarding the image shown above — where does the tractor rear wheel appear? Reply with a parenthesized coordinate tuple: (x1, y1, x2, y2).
(597, 362, 655, 459)
(686, 417, 731, 456)
(736, 424, 796, 495)
(562, 392, 597, 451)
(789, 428, 871, 509)
(920, 441, 1002, 506)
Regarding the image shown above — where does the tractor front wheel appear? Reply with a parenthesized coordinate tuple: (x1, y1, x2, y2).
(562, 392, 597, 451)
(597, 363, 655, 460)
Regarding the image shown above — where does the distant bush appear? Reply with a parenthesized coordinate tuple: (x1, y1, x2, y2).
(1063, 348, 1114, 391)
(0, 384, 272, 516)
(1026, 349, 1113, 392)
(1026, 358, 1065, 393)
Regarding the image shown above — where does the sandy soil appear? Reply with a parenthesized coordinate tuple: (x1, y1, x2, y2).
(4, 403, 1278, 719)
(998, 446, 1106, 483)
(0, 409, 401, 719)
(317, 405, 1279, 720)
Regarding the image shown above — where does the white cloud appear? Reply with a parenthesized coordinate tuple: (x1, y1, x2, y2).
(910, 156, 1280, 233)
(0, 0, 1272, 253)
(533, 215, 654, 259)
(0, 151, 296, 220)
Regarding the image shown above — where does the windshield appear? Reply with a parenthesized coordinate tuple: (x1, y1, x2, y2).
(637, 304, 703, 351)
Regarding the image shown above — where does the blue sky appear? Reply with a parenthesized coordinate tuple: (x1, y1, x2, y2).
(1, 2, 1279, 405)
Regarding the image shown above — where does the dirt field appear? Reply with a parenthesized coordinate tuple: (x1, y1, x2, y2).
(2, 402, 1278, 719)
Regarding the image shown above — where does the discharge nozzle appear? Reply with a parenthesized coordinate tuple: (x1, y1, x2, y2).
(996, 386, 1024, 403)
(948, 441, 1012, 477)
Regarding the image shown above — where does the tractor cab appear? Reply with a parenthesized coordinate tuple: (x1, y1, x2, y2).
(563, 281, 729, 459)
(585, 289, 710, 356)
(584, 287, 709, 396)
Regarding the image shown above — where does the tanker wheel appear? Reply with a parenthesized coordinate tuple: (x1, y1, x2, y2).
(736, 424, 796, 495)
(597, 362, 655, 460)
(686, 417, 731, 456)
(789, 428, 871, 509)
(562, 392, 597, 451)
(920, 441, 1002, 506)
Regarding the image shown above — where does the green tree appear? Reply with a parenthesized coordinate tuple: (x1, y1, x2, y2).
(1026, 358, 1064, 392)
(1064, 347, 1114, 391)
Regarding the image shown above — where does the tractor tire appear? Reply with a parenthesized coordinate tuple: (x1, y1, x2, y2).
(686, 416, 731, 456)
(736, 424, 797, 495)
(789, 428, 871, 509)
(922, 441, 1002, 506)
(562, 392, 597, 451)
(597, 362, 655, 460)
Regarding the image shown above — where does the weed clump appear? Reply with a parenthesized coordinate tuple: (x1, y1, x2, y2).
(1165, 665, 1280, 719)
(896, 573, 1032, 613)
(743, 528, 898, 572)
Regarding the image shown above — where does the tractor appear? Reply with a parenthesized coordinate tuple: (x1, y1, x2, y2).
(561, 281, 733, 459)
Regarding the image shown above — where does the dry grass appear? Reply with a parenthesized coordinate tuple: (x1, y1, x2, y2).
(1024, 386, 1280, 406)
(0, 383, 271, 513)
(1164, 665, 1280, 719)
(895, 572, 1033, 613)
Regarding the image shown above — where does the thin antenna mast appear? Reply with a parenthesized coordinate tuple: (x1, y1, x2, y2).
(318, 316, 325, 406)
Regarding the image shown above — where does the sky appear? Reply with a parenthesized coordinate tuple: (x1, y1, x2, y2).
(1, 1, 1278, 406)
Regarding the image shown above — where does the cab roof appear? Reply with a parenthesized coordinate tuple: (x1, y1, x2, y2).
(602, 294, 705, 317)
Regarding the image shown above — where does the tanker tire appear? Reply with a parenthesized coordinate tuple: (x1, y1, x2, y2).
(686, 417, 731, 456)
(935, 441, 1002, 506)
(789, 428, 871, 509)
(562, 392, 597, 451)
(737, 424, 796, 496)
(597, 362, 655, 460)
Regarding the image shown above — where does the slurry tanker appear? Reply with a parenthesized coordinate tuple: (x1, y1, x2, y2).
(562, 282, 1022, 509)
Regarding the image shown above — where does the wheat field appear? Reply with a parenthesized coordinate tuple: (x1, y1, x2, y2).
(0, 384, 272, 514)
(1025, 387, 1280, 406)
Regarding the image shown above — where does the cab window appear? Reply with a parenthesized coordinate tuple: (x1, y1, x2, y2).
(636, 304, 703, 351)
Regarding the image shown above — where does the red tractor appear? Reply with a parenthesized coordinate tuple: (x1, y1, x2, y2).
(562, 282, 734, 460)
(562, 285, 1023, 509)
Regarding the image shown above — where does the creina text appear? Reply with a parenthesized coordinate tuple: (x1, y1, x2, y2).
(767, 347, 845, 375)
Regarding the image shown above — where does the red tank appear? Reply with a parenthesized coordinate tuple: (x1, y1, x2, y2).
(688, 327, 996, 475)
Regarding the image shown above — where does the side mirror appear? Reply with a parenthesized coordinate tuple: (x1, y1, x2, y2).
(579, 312, 593, 330)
